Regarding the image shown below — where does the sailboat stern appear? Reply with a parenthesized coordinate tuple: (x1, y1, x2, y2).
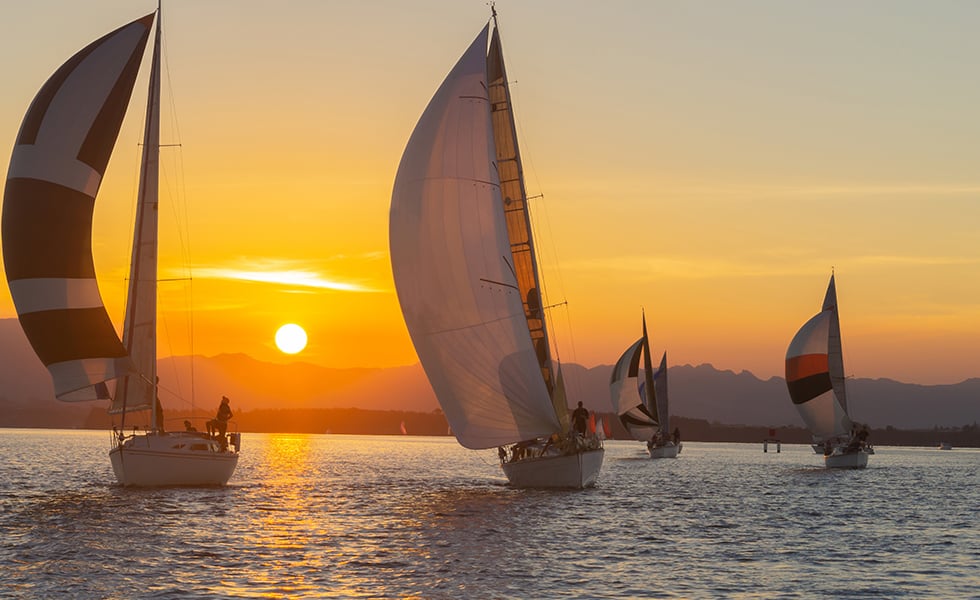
(501, 447, 604, 489)
(109, 432, 239, 486)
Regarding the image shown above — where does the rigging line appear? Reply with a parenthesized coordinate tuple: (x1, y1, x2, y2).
(508, 93, 579, 371)
(158, 15, 198, 411)
(421, 309, 531, 337)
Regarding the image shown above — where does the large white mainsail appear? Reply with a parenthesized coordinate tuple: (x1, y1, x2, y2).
(113, 9, 162, 420)
(3, 15, 153, 402)
(785, 275, 853, 442)
(389, 24, 561, 449)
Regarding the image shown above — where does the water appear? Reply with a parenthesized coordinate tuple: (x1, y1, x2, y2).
(0, 430, 977, 599)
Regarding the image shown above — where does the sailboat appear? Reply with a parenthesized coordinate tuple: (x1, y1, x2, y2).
(2, 7, 240, 486)
(610, 313, 680, 458)
(785, 274, 872, 469)
(389, 9, 603, 488)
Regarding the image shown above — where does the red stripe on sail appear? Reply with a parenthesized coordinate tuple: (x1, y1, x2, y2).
(785, 353, 828, 383)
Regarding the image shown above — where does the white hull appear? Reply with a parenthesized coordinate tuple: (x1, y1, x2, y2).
(648, 441, 681, 459)
(109, 432, 239, 486)
(824, 448, 870, 469)
(501, 448, 604, 489)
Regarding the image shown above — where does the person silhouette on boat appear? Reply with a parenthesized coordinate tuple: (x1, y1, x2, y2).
(672, 427, 681, 445)
(209, 396, 233, 449)
(184, 420, 197, 432)
(571, 401, 589, 436)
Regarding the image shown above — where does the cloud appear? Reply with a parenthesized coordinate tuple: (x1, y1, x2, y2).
(181, 257, 382, 292)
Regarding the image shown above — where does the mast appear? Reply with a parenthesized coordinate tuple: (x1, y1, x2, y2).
(114, 6, 161, 426)
(487, 12, 556, 397)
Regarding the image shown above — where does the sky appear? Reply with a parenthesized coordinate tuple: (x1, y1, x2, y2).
(1, 0, 979, 385)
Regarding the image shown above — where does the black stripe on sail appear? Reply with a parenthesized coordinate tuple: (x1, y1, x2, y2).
(18, 15, 153, 166)
(78, 16, 153, 173)
(18, 307, 126, 366)
(620, 407, 657, 429)
(787, 372, 832, 405)
(2, 178, 97, 280)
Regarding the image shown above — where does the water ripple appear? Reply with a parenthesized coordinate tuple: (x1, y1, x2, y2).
(1, 430, 978, 598)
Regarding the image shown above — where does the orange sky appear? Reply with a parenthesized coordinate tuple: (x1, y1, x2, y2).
(1, 1, 980, 385)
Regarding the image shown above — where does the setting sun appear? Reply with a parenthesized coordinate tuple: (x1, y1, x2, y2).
(275, 324, 308, 354)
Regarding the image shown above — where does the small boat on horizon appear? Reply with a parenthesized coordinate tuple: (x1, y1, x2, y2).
(609, 311, 681, 458)
(2, 5, 239, 486)
(785, 273, 873, 469)
(389, 8, 603, 488)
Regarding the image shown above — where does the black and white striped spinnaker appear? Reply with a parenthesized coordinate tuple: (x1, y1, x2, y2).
(2, 15, 155, 403)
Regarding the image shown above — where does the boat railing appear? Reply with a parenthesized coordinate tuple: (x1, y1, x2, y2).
(110, 419, 241, 451)
(500, 433, 602, 463)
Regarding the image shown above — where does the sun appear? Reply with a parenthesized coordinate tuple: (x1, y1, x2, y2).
(275, 324, 308, 354)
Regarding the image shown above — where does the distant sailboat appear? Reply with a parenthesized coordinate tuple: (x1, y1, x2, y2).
(610, 312, 680, 458)
(2, 7, 239, 486)
(785, 274, 872, 469)
(389, 9, 603, 488)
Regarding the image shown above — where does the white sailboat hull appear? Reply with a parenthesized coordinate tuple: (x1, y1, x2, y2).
(501, 448, 604, 489)
(109, 432, 239, 486)
(824, 448, 870, 469)
(648, 441, 681, 459)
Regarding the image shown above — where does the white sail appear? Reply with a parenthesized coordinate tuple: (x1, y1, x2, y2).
(389, 25, 560, 450)
(653, 351, 669, 434)
(112, 12, 162, 417)
(823, 274, 847, 413)
(785, 287, 853, 442)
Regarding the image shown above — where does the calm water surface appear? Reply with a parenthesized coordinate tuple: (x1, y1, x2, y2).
(0, 429, 977, 599)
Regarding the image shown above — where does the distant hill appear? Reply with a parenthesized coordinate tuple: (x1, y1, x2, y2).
(1, 318, 977, 429)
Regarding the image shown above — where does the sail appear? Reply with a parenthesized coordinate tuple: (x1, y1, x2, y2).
(552, 363, 570, 435)
(785, 310, 852, 441)
(822, 274, 847, 414)
(2, 15, 154, 401)
(609, 338, 658, 442)
(112, 12, 161, 416)
(653, 351, 669, 433)
(389, 25, 560, 449)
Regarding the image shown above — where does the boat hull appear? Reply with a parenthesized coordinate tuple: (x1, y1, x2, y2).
(501, 448, 604, 489)
(109, 432, 239, 486)
(824, 449, 870, 469)
(648, 442, 681, 459)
